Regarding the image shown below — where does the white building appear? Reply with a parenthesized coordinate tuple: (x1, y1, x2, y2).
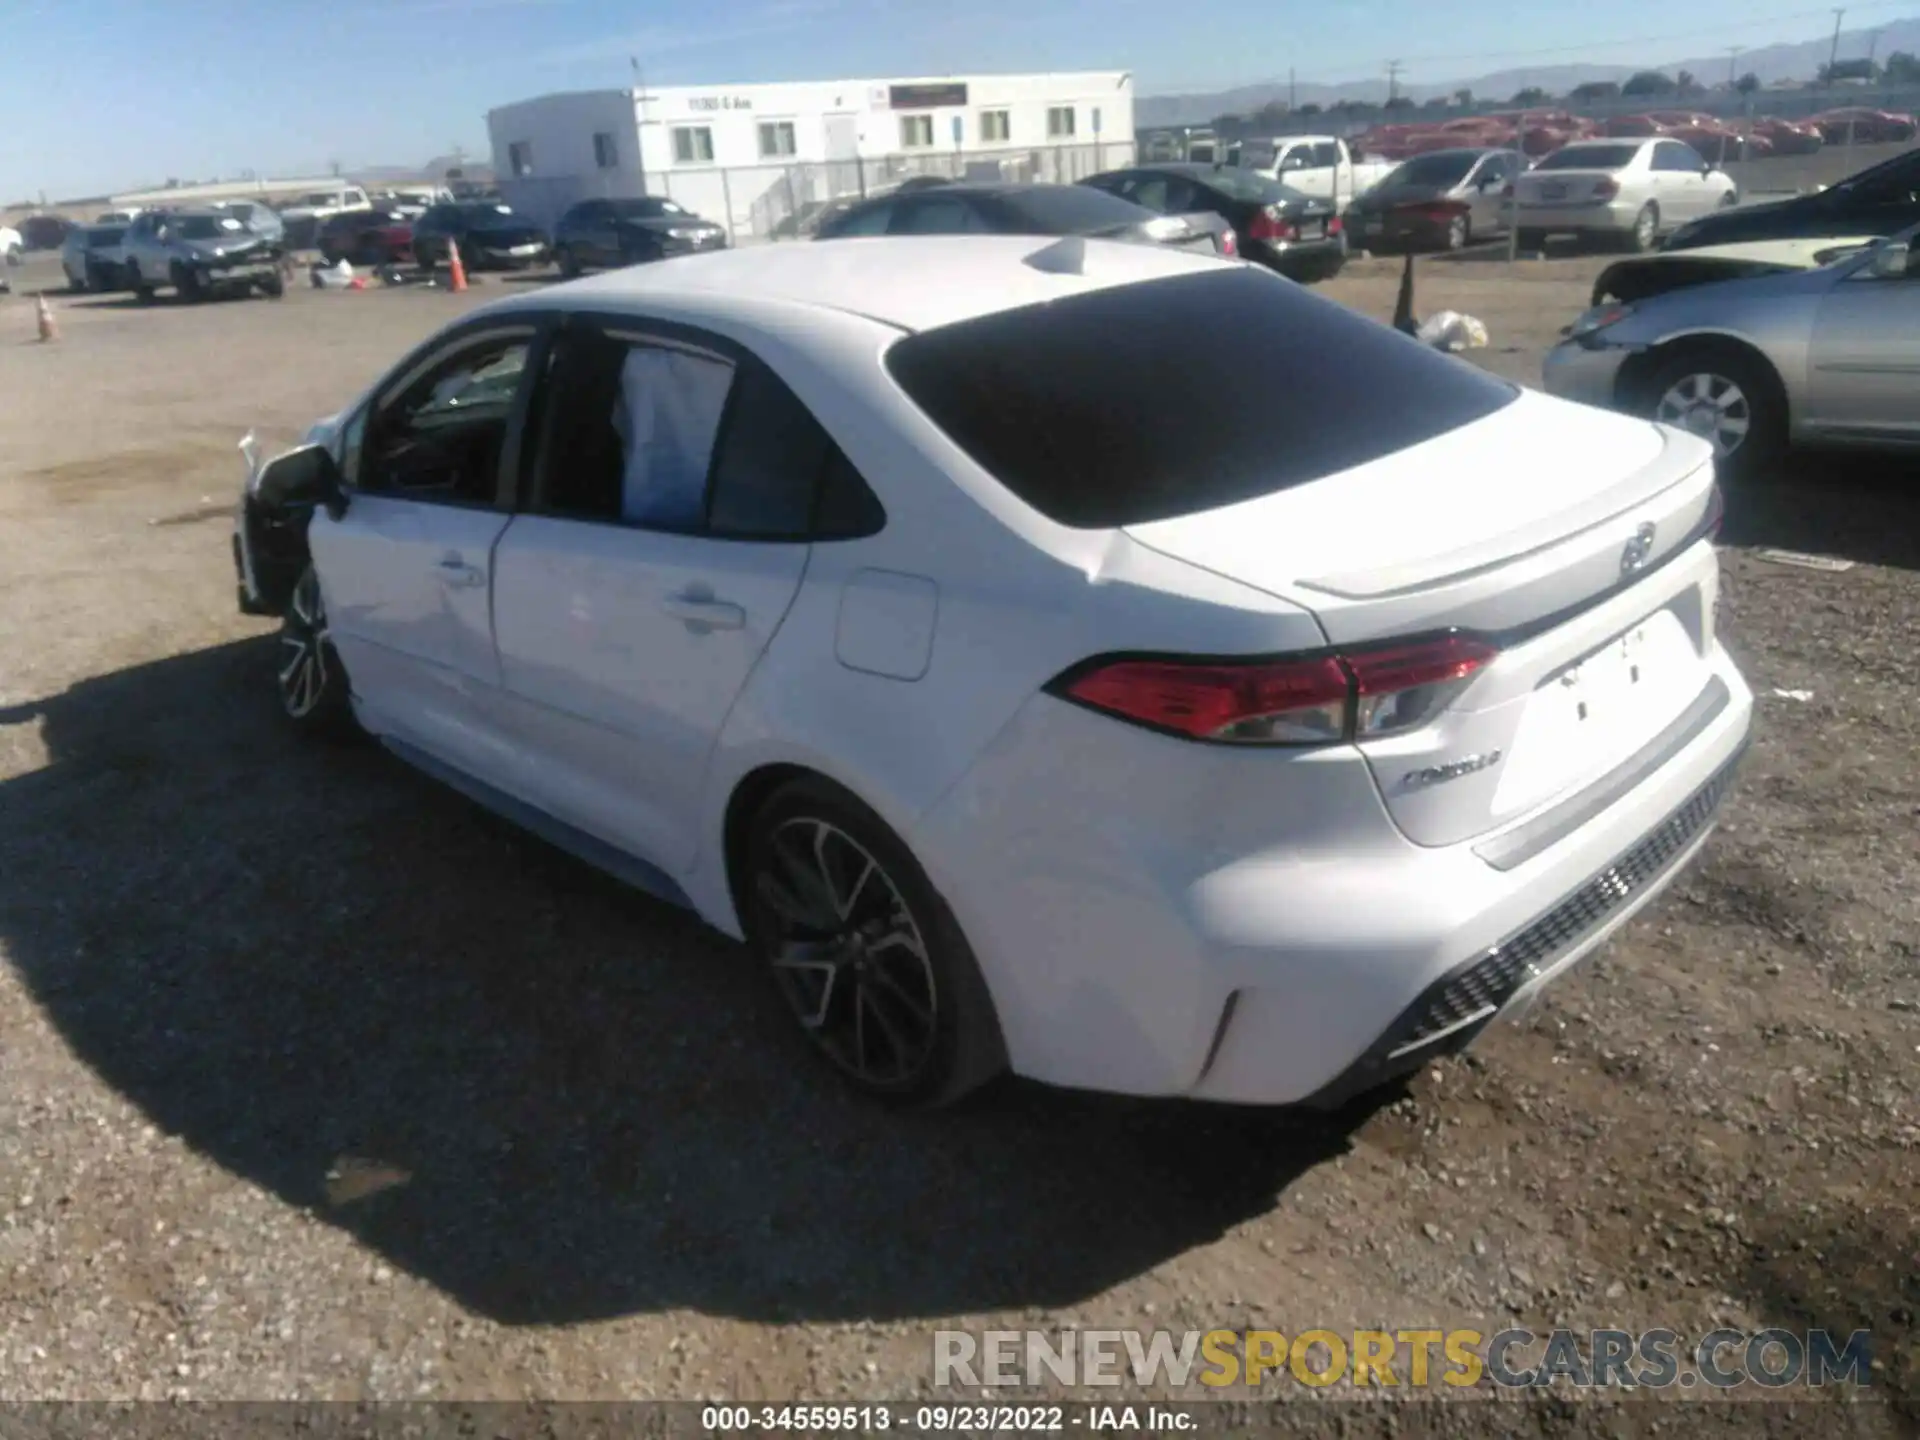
(486, 70, 1136, 241)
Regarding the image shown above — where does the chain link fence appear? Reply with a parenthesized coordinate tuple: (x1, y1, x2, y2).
(501, 140, 1136, 245)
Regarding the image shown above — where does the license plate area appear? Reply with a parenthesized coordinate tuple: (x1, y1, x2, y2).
(1541, 183, 1567, 200)
(1493, 606, 1705, 816)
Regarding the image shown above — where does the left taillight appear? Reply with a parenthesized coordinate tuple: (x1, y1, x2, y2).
(1221, 228, 1238, 256)
(1049, 633, 1500, 747)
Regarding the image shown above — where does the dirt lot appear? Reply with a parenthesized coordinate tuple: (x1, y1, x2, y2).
(0, 247, 1914, 1434)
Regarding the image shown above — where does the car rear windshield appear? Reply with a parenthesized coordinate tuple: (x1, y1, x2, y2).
(1385, 152, 1480, 187)
(611, 198, 682, 217)
(886, 266, 1517, 529)
(994, 185, 1152, 232)
(1537, 143, 1641, 171)
(1197, 166, 1291, 203)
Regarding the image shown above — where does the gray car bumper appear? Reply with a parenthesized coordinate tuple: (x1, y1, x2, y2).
(1541, 340, 1635, 410)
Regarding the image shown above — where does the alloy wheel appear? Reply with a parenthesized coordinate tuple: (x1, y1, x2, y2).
(1633, 208, 1657, 250)
(1656, 372, 1751, 457)
(279, 571, 331, 718)
(756, 816, 939, 1089)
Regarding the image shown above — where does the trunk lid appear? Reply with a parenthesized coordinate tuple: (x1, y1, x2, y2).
(1514, 168, 1621, 205)
(1123, 390, 1723, 847)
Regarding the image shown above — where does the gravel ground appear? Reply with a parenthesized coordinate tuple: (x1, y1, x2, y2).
(0, 249, 1913, 1434)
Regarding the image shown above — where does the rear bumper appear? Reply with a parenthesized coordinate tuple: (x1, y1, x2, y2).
(1352, 211, 1468, 249)
(915, 572, 1752, 1107)
(1246, 235, 1347, 278)
(1511, 198, 1641, 233)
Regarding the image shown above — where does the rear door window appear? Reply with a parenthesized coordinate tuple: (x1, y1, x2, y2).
(885, 267, 1517, 529)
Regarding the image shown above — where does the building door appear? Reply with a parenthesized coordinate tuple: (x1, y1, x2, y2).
(823, 112, 862, 202)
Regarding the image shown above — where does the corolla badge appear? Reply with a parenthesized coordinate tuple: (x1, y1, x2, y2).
(1620, 521, 1657, 574)
(1401, 750, 1503, 790)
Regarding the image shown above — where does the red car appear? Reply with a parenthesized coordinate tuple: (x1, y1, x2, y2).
(1601, 114, 1672, 138)
(1751, 116, 1825, 155)
(1809, 107, 1918, 143)
(1667, 123, 1773, 161)
(315, 209, 415, 267)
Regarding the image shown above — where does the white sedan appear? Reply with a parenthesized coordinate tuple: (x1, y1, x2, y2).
(1511, 138, 1739, 253)
(234, 236, 1752, 1109)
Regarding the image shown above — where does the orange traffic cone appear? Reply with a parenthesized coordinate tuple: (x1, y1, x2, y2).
(35, 293, 57, 342)
(446, 239, 468, 293)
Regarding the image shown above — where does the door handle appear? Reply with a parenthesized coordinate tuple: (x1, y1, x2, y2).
(435, 554, 486, 588)
(661, 590, 746, 632)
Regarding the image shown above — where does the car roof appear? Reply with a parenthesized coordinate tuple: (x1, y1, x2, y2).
(484, 234, 1229, 334)
(1396, 146, 1506, 160)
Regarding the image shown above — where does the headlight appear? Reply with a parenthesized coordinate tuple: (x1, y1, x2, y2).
(1567, 302, 1634, 341)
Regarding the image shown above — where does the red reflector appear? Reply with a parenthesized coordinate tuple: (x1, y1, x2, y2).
(1221, 229, 1238, 256)
(1063, 657, 1350, 743)
(1326, 215, 1343, 235)
(1246, 211, 1287, 241)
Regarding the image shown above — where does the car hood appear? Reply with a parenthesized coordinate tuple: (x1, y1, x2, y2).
(1591, 235, 1880, 304)
(176, 234, 269, 257)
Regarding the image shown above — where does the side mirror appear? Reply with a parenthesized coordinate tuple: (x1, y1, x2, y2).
(254, 443, 346, 519)
(1869, 240, 1912, 279)
(1701, 164, 1714, 177)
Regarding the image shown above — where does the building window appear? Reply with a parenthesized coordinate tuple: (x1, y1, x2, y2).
(899, 114, 934, 149)
(593, 132, 618, 169)
(758, 121, 797, 158)
(980, 109, 1011, 143)
(508, 140, 534, 177)
(1046, 107, 1076, 138)
(671, 126, 715, 164)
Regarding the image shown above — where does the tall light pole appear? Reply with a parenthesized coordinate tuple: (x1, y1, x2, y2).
(1726, 46, 1743, 89)
(1385, 59, 1403, 104)
(1827, 8, 1846, 79)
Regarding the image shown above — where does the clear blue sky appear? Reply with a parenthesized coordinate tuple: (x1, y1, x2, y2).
(3, 0, 1913, 199)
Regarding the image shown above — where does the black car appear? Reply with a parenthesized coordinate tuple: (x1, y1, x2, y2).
(810, 181, 1235, 255)
(1081, 163, 1346, 281)
(1660, 144, 1920, 252)
(410, 201, 550, 270)
(551, 196, 728, 276)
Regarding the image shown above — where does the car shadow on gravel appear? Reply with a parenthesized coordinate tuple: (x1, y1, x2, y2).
(0, 636, 1369, 1327)
(1723, 453, 1920, 572)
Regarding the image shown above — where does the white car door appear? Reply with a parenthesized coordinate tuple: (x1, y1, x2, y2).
(489, 321, 883, 876)
(1654, 141, 1711, 224)
(307, 321, 544, 780)
(1803, 239, 1920, 442)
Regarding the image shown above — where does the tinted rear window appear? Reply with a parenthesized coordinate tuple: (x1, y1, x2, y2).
(1192, 166, 1291, 203)
(1537, 143, 1641, 171)
(1385, 152, 1480, 187)
(885, 267, 1516, 529)
(91, 227, 126, 245)
(993, 185, 1152, 232)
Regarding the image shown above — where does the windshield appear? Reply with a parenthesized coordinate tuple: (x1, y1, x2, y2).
(1537, 143, 1641, 171)
(1199, 166, 1293, 203)
(297, 193, 339, 207)
(461, 203, 517, 222)
(1383, 152, 1480, 188)
(886, 267, 1516, 529)
(175, 215, 242, 240)
(90, 226, 126, 245)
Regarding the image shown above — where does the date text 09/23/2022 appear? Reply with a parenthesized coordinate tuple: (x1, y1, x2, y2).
(700, 1405, 1191, 1432)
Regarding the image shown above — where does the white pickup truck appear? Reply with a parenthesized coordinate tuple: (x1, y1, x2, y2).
(276, 185, 374, 226)
(1225, 135, 1396, 210)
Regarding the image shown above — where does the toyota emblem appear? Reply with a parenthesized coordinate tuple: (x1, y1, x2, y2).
(1620, 521, 1657, 574)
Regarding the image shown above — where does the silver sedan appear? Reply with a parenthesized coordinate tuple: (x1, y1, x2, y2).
(1541, 223, 1920, 477)
(1511, 138, 1738, 253)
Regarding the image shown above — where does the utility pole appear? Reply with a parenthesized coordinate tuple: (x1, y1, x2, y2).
(1827, 8, 1846, 80)
(1385, 59, 1403, 104)
(1867, 26, 1884, 68)
(1288, 67, 1296, 111)
(1726, 46, 1743, 89)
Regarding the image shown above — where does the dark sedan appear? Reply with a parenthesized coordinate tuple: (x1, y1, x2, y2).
(1660, 144, 1920, 252)
(551, 196, 728, 276)
(1344, 147, 1521, 252)
(316, 208, 415, 267)
(811, 181, 1235, 256)
(1080, 163, 1345, 281)
(410, 201, 550, 271)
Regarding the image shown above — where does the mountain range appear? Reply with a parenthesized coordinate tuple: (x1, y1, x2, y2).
(1137, 16, 1920, 126)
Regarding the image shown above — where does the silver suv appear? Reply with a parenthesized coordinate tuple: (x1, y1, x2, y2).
(122, 207, 286, 303)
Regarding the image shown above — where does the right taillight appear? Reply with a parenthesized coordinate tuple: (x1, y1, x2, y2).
(1245, 208, 1294, 242)
(1051, 634, 1499, 747)
(1594, 177, 1621, 199)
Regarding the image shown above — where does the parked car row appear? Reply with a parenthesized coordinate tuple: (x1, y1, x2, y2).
(1356, 105, 1915, 163)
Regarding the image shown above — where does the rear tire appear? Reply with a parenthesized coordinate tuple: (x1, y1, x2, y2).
(1625, 204, 1659, 253)
(1638, 343, 1787, 483)
(173, 263, 203, 303)
(127, 263, 154, 303)
(1444, 213, 1469, 251)
(741, 776, 1007, 1109)
(554, 244, 581, 279)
